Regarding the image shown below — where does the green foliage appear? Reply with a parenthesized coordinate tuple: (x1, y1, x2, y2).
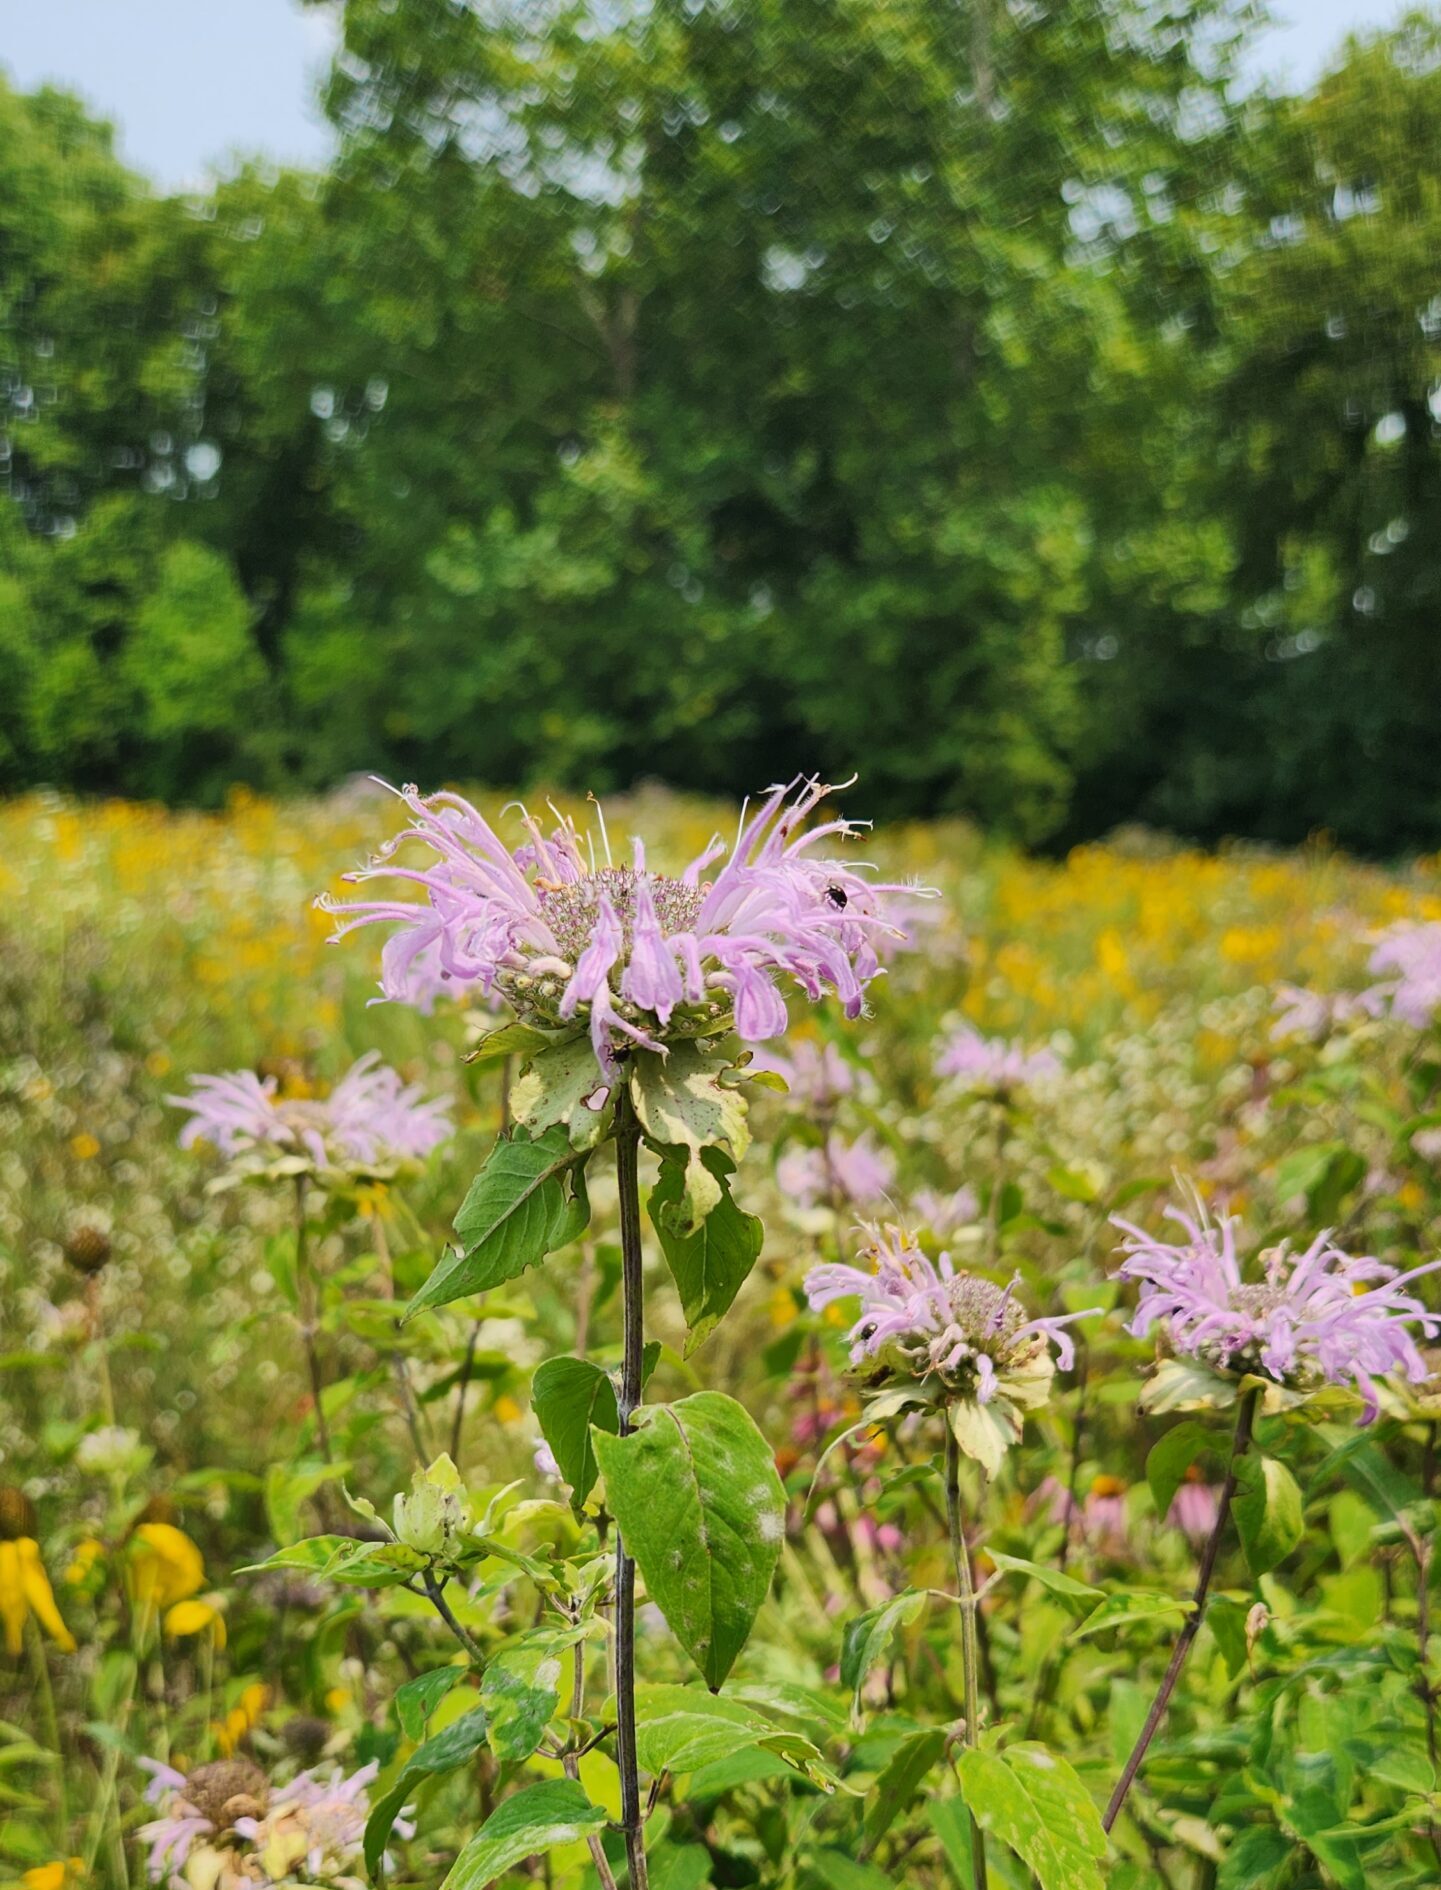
(593, 1390, 786, 1689)
(440, 1779, 607, 1890)
(408, 1129, 591, 1317)
(7, 8, 1441, 846)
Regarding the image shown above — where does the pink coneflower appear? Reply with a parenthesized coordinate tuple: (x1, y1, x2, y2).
(1167, 1470, 1222, 1545)
(319, 779, 926, 1077)
(1364, 920, 1441, 1028)
(776, 1132, 896, 1211)
(168, 1052, 452, 1174)
(1113, 1188, 1441, 1421)
(935, 1024, 1061, 1095)
(1034, 1474, 1131, 1556)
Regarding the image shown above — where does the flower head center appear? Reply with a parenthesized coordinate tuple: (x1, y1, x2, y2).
(538, 868, 706, 962)
(1229, 1282, 1291, 1321)
(942, 1274, 1027, 1352)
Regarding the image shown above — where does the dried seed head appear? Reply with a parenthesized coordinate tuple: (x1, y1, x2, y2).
(183, 1758, 270, 1828)
(0, 1485, 37, 1541)
(63, 1225, 112, 1275)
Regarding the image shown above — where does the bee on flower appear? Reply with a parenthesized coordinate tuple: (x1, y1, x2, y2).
(805, 1227, 1095, 1475)
(319, 777, 929, 1081)
(0, 1487, 75, 1657)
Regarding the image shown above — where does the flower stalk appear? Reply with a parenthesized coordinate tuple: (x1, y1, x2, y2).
(1103, 1385, 1259, 1833)
(613, 1083, 650, 1890)
(944, 1424, 987, 1890)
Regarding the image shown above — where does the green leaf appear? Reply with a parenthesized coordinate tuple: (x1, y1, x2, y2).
(263, 1460, 350, 1546)
(1216, 1825, 1292, 1889)
(1138, 1358, 1237, 1416)
(1069, 1591, 1192, 1642)
(407, 1128, 588, 1318)
(948, 1394, 1022, 1479)
(862, 1726, 947, 1854)
(629, 1042, 751, 1231)
(649, 1148, 763, 1354)
(1232, 1455, 1304, 1576)
(985, 1552, 1102, 1607)
(631, 1684, 836, 1788)
(955, 1744, 1107, 1890)
(1206, 1595, 1249, 1678)
(481, 1625, 584, 1761)
(592, 1390, 784, 1690)
(839, 1589, 927, 1717)
(440, 1779, 607, 1889)
(809, 1853, 895, 1890)
(532, 1354, 619, 1509)
(466, 1020, 577, 1067)
(511, 1035, 615, 1150)
(365, 1704, 490, 1881)
(1146, 1422, 1222, 1523)
(394, 1667, 465, 1743)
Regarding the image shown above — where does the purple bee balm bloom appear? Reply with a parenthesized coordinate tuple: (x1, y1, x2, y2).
(911, 1185, 981, 1239)
(319, 777, 928, 1077)
(776, 1131, 896, 1210)
(168, 1052, 451, 1174)
(935, 1023, 1061, 1094)
(805, 1226, 1091, 1397)
(1113, 1190, 1441, 1421)
(1270, 981, 1382, 1042)
(748, 1038, 869, 1108)
(1364, 920, 1441, 1028)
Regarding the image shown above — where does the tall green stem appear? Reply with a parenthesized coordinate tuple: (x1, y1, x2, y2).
(294, 1176, 333, 1465)
(1103, 1387, 1258, 1833)
(944, 1425, 988, 1890)
(613, 1087, 650, 1890)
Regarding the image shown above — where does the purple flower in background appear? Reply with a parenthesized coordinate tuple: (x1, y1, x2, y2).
(806, 1226, 1089, 1394)
(169, 1052, 451, 1175)
(1364, 920, 1441, 1027)
(320, 778, 928, 1076)
(776, 1131, 896, 1210)
(749, 1038, 870, 1108)
(1034, 1474, 1131, 1556)
(911, 1185, 981, 1239)
(1270, 982, 1379, 1042)
(1113, 1190, 1441, 1421)
(935, 1023, 1061, 1095)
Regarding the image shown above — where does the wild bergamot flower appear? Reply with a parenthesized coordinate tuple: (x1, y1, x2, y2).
(806, 1227, 1092, 1473)
(1113, 1188, 1441, 1421)
(168, 1052, 451, 1177)
(320, 778, 925, 1076)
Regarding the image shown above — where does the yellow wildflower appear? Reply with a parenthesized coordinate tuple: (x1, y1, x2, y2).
(213, 1680, 270, 1754)
(0, 1489, 75, 1656)
(22, 1861, 84, 1890)
(165, 1595, 228, 1648)
(68, 1132, 101, 1161)
(64, 1536, 106, 1587)
(127, 1518, 206, 1639)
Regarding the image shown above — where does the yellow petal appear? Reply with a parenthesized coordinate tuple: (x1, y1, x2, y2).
(17, 1540, 76, 1652)
(64, 1538, 105, 1586)
(163, 1597, 226, 1646)
(128, 1523, 205, 1607)
(0, 1541, 28, 1655)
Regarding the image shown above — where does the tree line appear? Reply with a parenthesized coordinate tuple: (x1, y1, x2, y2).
(2, 0, 1440, 850)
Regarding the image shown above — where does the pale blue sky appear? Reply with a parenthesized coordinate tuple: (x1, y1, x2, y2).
(0, 0, 1420, 190)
